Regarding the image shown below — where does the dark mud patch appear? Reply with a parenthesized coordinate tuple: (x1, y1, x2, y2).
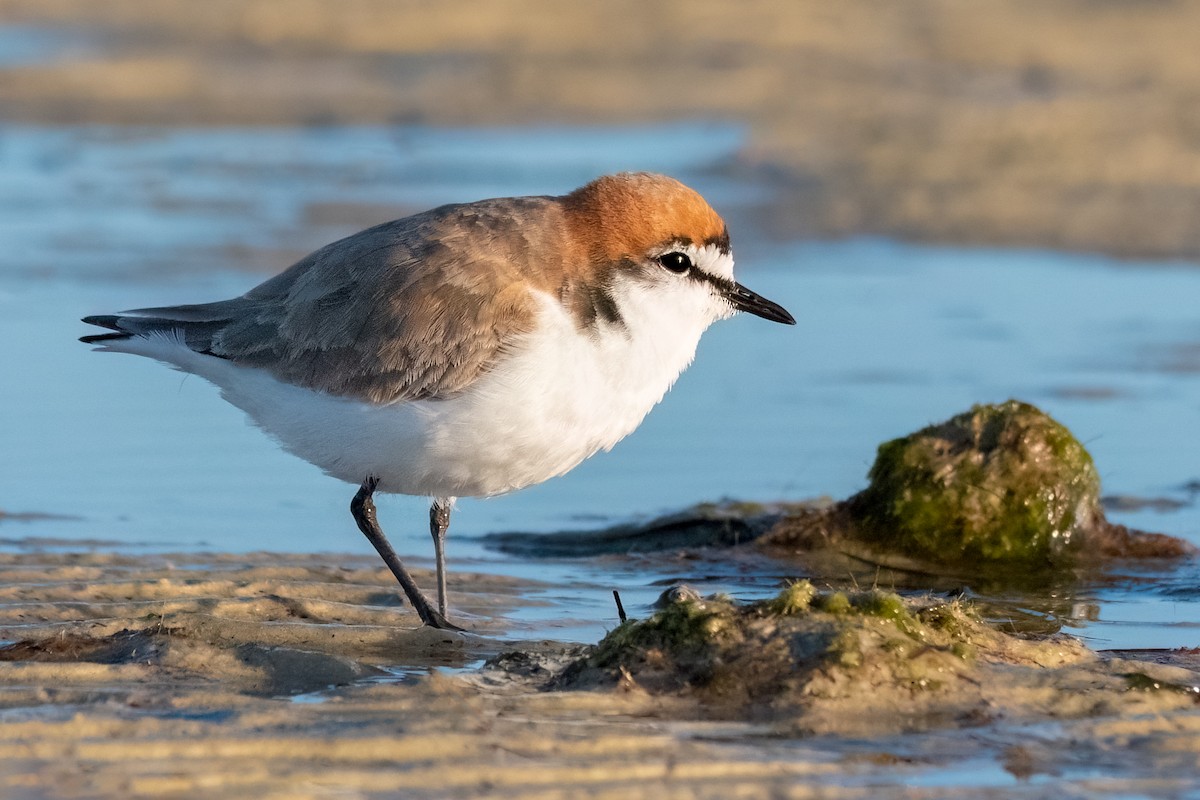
(1102, 494, 1190, 513)
(485, 500, 794, 558)
(1103, 647, 1200, 674)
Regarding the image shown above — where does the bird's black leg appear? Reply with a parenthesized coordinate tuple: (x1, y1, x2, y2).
(430, 498, 452, 618)
(351, 477, 463, 631)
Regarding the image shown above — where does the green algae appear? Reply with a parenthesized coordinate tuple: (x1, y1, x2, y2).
(813, 590, 852, 615)
(920, 601, 974, 637)
(853, 589, 909, 621)
(592, 595, 733, 664)
(764, 580, 816, 615)
(565, 592, 739, 690)
(850, 400, 1101, 565)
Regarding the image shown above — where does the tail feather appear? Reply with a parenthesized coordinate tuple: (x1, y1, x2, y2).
(80, 331, 132, 344)
(79, 315, 129, 344)
(122, 300, 242, 323)
(79, 309, 231, 356)
(80, 314, 123, 331)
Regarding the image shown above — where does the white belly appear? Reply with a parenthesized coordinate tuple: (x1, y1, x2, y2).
(120, 288, 718, 498)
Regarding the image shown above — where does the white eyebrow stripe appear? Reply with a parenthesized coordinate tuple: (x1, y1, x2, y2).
(686, 242, 735, 281)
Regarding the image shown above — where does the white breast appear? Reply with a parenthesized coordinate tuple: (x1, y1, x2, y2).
(411, 281, 720, 496)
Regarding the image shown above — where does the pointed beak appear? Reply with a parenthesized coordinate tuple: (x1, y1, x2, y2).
(724, 281, 796, 325)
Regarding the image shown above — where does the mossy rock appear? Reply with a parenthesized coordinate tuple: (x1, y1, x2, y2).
(762, 401, 1193, 572)
(848, 400, 1103, 565)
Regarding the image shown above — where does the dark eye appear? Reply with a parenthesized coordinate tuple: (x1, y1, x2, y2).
(656, 252, 692, 274)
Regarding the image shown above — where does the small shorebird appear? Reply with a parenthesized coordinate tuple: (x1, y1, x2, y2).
(81, 172, 795, 630)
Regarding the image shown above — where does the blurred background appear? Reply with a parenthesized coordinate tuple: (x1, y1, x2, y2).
(4, 0, 1200, 256)
(0, 1, 1198, 644)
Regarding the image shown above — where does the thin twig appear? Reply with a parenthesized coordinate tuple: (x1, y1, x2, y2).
(612, 590, 627, 623)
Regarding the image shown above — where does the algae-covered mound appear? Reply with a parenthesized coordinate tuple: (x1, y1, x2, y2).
(560, 583, 1002, 723)
(851, 400, 1100, 563)
(561, 584, 1059, 725)
(555, 584, 1198, 736)
(765, 400, 1193, 567)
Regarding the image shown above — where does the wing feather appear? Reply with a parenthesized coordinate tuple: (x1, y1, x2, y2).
(109, 197, 568, 403)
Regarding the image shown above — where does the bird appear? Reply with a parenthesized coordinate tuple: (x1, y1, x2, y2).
(80, 172, 795, 631)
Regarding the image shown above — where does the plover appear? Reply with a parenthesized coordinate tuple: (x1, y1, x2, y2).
(81, 172, 795, 630)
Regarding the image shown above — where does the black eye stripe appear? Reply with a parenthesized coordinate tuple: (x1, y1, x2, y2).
(647, 249, 737, 296)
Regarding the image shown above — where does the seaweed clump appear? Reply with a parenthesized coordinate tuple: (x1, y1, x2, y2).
(765, 400, 1193, 568)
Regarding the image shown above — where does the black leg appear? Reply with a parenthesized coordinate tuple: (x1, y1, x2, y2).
(350, 477, 463, 631)
(430, 499, 451, 618)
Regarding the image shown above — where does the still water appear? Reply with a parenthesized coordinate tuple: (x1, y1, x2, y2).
(1, 123, 1197, 649)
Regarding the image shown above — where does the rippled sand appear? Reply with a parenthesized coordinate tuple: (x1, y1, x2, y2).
(0, 549, 1197, 798)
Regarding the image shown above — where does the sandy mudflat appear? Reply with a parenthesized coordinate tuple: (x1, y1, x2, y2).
(0, 548, 1197, 798)
(3, 0, 1200, 259)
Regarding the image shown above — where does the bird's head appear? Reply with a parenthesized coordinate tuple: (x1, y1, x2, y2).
(561, 172, 795, 330)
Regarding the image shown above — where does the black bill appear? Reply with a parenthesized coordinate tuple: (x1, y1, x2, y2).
(724, 281, 796, 325)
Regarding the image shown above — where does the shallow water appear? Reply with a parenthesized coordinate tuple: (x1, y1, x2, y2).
(1, 122, 1198, 652)
(0, 25, 95, 68)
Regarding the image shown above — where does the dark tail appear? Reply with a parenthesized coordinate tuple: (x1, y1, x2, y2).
(79, 305, 233, 356)
(80, 315, 131, 344)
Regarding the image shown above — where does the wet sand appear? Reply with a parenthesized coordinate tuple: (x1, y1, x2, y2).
(4, 1, 1200, 258)
(0, 548, 1197, 798)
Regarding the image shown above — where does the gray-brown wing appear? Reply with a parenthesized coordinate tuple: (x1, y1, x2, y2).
(116, 199, 561, 404)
